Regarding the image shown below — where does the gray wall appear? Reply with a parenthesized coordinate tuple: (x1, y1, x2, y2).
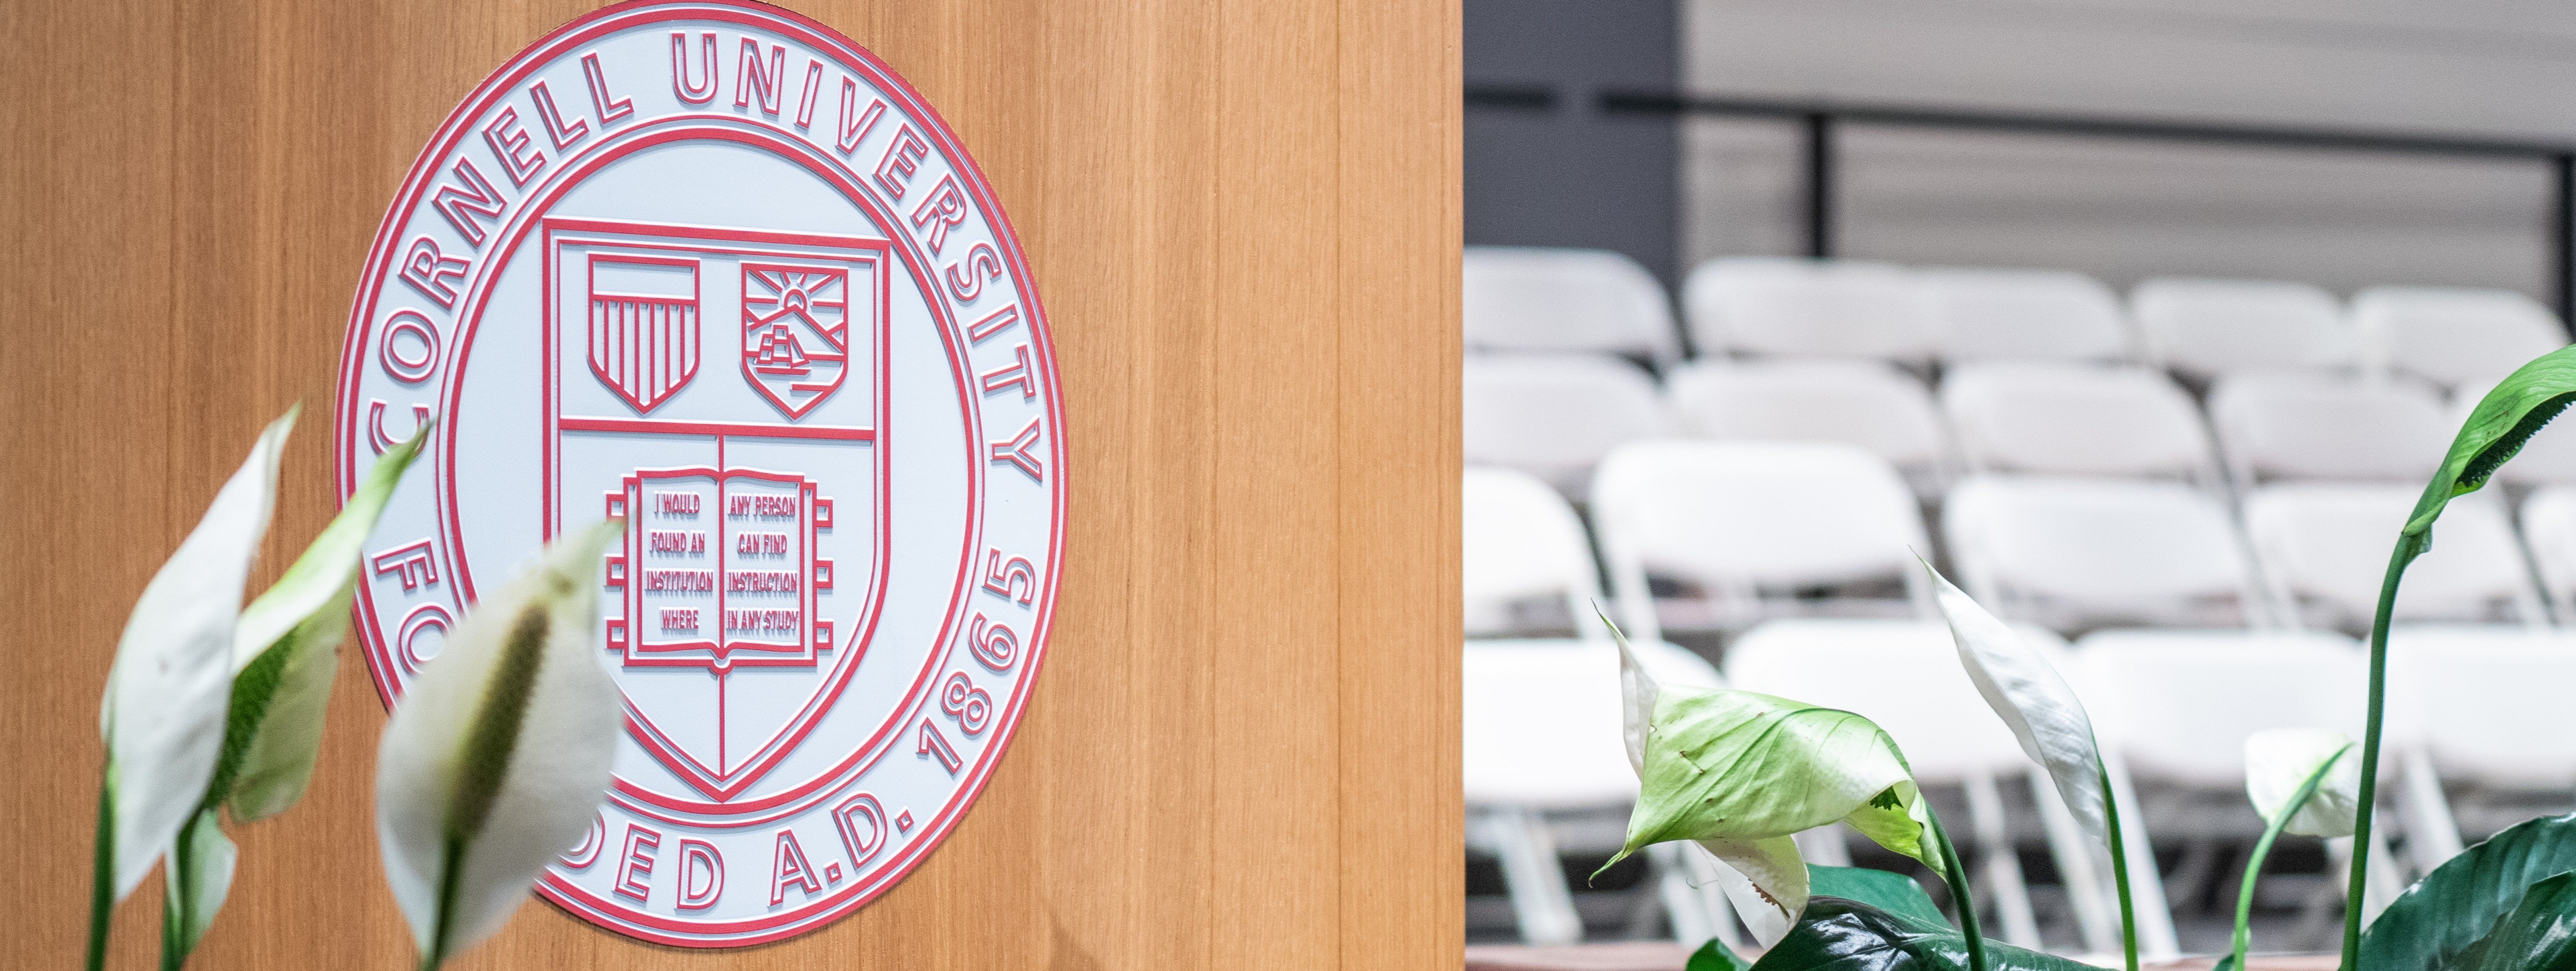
(1465, 0, 1681, 284)
(1681, 0, 2576, 298)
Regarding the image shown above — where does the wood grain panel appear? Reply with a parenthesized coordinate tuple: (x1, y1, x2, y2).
(0, 1, 1459, 968)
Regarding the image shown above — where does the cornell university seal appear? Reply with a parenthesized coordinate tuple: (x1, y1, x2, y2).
(333, 0, 1062, 946)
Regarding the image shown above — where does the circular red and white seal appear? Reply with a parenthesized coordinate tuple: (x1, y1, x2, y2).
(333, 0, 1061, 947)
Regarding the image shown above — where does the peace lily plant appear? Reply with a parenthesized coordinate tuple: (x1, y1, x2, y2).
(1607, 344, 2576, 971)
(86, 410, 627, 971)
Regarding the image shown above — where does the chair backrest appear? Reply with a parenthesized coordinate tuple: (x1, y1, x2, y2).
(2454, 379, 2576, 486)
(1945, 475, 2262, 630)
(2131, 278, 2351, 379)
(2207, 372, 2451, 484)
(1464, 468, 1604, 639)
(1941, 363, 2213, 480)
(1666, 359, 1947, 472)
(1919, 267, 2129, 363)
(1464, 246, 1680, 363)
(1592, 441, 1927, 640)
(2519, 486, 2576, 608)
(1463, 638, 1722, 808)
(2352, 286, 2566, 390)
(1682, 258, 1933, 362)
(2244, 484, 2539, 627)
(1724, 619, 2053, 782)
(1462, 353, 1666, 499)
(2387, 629, 2576, 789)
(2073, 630, 2366, 787)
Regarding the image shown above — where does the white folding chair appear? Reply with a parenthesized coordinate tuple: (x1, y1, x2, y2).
(2207, 372, 2452, 485)
(2452, 379, 2576, 488)
(1462, 353, 1668, 500)
(1464, 638, 1728, 946)
(2073, 630, 2405, 925)
(1940, 363, 2217, 484)
(2352, 286, 2566, 391)
(1466, 246, 1681, 365)
(2244, 484, 2547, 632)
(2131, 278, 2352, 381)
(1945, 475, 2278, 634)
(1592, 441, 1931, 642)
(2387, 629, 2576, 864)
(1666, 359, 1950, 495)
(1919, 267, 2130, 364)
(1464, 467, 1607, 639)
(1725, 620, 2067, 949)
(1682, 258, 1934, 364)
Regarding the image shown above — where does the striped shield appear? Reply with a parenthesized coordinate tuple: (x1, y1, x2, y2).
(587, 254, 702, 413)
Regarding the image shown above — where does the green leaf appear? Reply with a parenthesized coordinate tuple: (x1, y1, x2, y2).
(1597, 603, 1811, 945)
(1690, 937, 1752, 971)
(1617, 687, 1934, 873)
(1748, 897, 2097, 971)
(161, 807, 236, 968)
(216, 424, 427, 821)
(2463, 870, 2576, 971)
(2408, 346, 2576, 541)
(220, 589, 350, 821)
(1811, 865, 1950, 931)
(2362, 814, 2576, 971)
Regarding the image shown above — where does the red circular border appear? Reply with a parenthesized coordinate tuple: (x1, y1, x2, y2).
(331, 0, 1066, 948)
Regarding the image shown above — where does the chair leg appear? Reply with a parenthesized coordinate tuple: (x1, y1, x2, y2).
(2029, 770, 2119, 955)
(1795, 825, 1854, 866)
(2399, 745, 2465, 873)
(2102, 751, 2183, 960)
(1648, 841, 1746, 952)
(1966, 770, 2043, 948)
(2325, 827, 2407, 929)
(1474, 806, 1585, 945)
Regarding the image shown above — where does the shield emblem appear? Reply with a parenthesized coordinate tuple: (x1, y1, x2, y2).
(742, 264, 849, 418)
(587, 254, 701, 413)
(544, 217, 890, 803)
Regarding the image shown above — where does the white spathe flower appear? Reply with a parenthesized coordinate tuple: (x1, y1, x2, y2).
(377, 520, 625, 962)
(2244, 728, 2360, 838)
(1922, 559, 2107, 841)
(98, 411, 293, 899)
(1597, 603, 1830, 948)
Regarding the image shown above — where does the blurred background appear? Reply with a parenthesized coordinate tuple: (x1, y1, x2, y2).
(1461, 1, 2576, 961)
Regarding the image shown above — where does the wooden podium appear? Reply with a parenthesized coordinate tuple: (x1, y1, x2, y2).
(0, 1, 1461, 967)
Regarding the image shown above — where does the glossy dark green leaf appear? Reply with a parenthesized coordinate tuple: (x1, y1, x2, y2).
(1747, 897, 2096, 971)
(1690, 937, 1752, 971)
(2362, 814, 2576, 971)
(1811, 865, 1949, 932)
(2408, 346, 2576, 540)
(2462, 870, 2576, 971)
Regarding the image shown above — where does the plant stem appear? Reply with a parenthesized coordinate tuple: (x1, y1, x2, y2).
(161, 810, 197, 971)
(2343, 539, 2415, 971)
(2097, 762, 2139, 971)
(2235, 750, 2346, 971)
(1923, 804, 1988, 971)
(88, 766, 114, 971)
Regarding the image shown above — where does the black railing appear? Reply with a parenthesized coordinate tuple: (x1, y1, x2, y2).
(1468, 86, 2576, 325)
